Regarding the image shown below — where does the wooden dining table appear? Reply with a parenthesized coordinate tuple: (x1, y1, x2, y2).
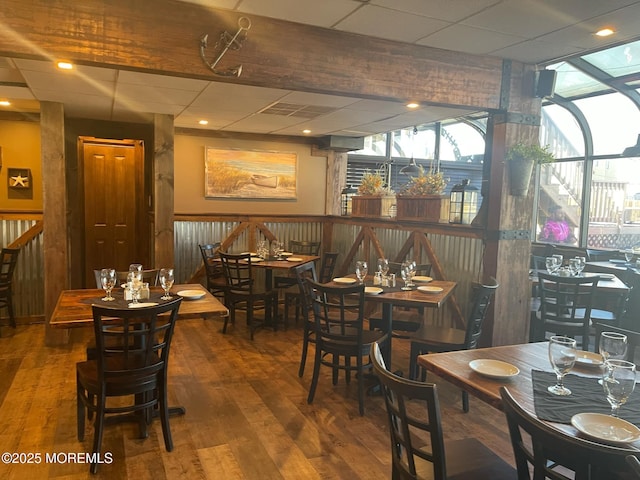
(417, 342, 640, 446)
(49, 283, 229, 328)
(250, 254, 319, 289)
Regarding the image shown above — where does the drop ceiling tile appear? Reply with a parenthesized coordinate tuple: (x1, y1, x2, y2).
(0, 85, 35, 100)
(113, 98, 186, 115)
(417, 24, 525, 56)
(369, 0, 501, 22)
(117, 70, 209, 90)
(334, 5, 449, 42)
(233, 0, 360, 28)
(115, 83, 201, 106)
(20, 70, 114, 98)
(277, 91, 360, 108)
(345, 99, 409, 114)
(491, 39, 583, 64)
(13, 58, 117, 80)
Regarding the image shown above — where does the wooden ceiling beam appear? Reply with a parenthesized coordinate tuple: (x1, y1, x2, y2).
(0, 0, 514, 110)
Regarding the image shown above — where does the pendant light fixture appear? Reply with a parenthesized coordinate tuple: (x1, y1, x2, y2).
(400, 126, 421, 175)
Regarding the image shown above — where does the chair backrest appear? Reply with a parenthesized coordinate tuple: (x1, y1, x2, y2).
(218, 251, 255, 292)
(537, 272, 599, 348)
(388, 262, 432, 276)
(198, 242, 223, 282)
(318, 252, 339, 283)
(0, 248, 20, 287)
(289, 240, 320, 255)
(530, 254, 547, 270)
(370, 342, 447, 480)
(294, 261, 318, 319)
(91, 297, 182, 383)
(500, 386, 636, 480)
(306, 278, 365, 343)
(464, 280, 499, 349)
(594, 322, 640, 363)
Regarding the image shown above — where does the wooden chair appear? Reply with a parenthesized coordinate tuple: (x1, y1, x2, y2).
(306, 279, 389, 415)
(289, 261, 318, 377)
(370, 342, 515, 480)
(368, 262, 433, 336)
(282, 252, 338, 327)
(76, 298, 182, 473)
(218, 251, 279, 340)
(198, 243, 227, 300)
(500, 386, 637, 480)
(0, 247, 20, 328)
(531, 272, 599, 350)
(408, 279, 498, 412)
(594, 322, 640, 363)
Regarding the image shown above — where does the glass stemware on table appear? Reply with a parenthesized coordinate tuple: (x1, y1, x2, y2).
(377, 258, 389, 278)
(159, 268, 174, 300)
(127, 269, 143, 305)
(598, 331, 628, 385)
(355, 260, 368, 284)
(545, 256, 559, 274)
(100, 268, 116, 301)
(400, 260, 416, 290)
(602, 359, 636, 417)
(623, 248, 634, 264)
(547, 335, 577, 396)
(272, 240, 284, 259)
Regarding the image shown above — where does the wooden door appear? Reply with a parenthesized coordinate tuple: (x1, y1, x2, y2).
(81, 137, 146, 286)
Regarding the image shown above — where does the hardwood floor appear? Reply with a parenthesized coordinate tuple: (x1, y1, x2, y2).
(0, 316, 514, 479)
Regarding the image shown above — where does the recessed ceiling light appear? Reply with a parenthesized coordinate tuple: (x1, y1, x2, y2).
(595, 28, 615, 37)
(0, 100, 10, 106)
(198, 120, 209, 125)
(57, 61, 74, 70)
(406, 102, 419, 109)
(302, 129, 311, 134)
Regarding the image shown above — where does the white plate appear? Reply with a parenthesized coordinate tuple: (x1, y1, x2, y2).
(575, 351, 604, 367)
(333, 277, 356, 284)
(281, 252, 293, 257)
(417, 286, 443, 294)
(610, 259, 627, 264)
(286, 257, 304, 262)
(469, 359, 519, 379)
(413, 276, 433, 283)
(128, 302, 159, 308)
(571, 413, 640, 445)
(365, 286, 383, 295)
(177, 289, 206, 300)
(249, 257, 263, 263)
(599, 273, 615, 280)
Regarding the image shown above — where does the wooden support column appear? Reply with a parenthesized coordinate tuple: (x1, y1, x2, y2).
(41, 101, 69, 346)
(153, 114, 175, 268)
(482, 61, 541, 347)
(323, 149, 348, 216)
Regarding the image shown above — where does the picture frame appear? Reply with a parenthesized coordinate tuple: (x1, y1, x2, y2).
(204, 147, 297, 199)
(8, 167, 31, 189)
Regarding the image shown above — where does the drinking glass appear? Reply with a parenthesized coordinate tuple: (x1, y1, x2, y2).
(127, 270, 143, 305)
(545, 257, 558, 274)
(547, 336, 577, 396)
(257, 240, 267, 259)
(355, 261, 368, 284)
(272, 240, 284, 259)
(377, 258, 389, 277)
(100, 268, 116, 301)
(551, 254, 563, 268)
(568, 258, 580, 276)
(624, 249, 634, 263)
(159, 268, 174, 300)
(602, 359, 636, 417)
(573, 256, 586, 276)
(129, 263, 143, 272)
(400, 261, 415, 290)
(598, 331, 628, 385)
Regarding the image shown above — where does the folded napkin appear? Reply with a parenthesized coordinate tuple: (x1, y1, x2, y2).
(532, 369, 640, 426)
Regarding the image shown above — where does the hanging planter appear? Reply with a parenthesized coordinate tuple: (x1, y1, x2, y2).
(505, 143, 555, 196)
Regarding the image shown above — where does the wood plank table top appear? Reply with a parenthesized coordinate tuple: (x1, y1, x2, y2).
(49, 283, 228, 328)
(417, 342, 640, 445)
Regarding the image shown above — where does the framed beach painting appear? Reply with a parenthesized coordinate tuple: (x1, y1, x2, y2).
(205, 147, 297, 199)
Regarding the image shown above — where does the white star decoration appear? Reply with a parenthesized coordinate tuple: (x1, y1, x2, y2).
(10, 174, 29, 187)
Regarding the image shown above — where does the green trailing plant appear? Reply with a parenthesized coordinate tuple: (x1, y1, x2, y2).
(505, 142, 555, 164)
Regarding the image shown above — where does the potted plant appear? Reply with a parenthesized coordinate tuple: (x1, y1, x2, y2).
(396, 166, 448, 222)
(505, 142, 555, 196)
(351, 169, 396, 218)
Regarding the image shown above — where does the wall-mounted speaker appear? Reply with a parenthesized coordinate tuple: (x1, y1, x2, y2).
(535, 70, 557, 98)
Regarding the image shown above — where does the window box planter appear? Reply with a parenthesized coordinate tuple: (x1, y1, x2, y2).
(396, 195, 447, 222)
(351, 195, 396, 218)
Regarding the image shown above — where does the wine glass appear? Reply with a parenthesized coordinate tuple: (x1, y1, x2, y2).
(573, 256, 586, 276)
(129, 263, 143, 272)
(100, 268, 116, 301)
(568, 258, 580, 276)
(545, 257, 558, 274)
(159, 268, 174, 300)
(400, 261, 414, 290)
(624, 249, 634, 263)
(598, 331, 628, 385)
(127, 270, 143, 305)
(377, 258, 389, 277)
(547, 336, 577, 396)
(602, 359, 636, 417)
(355, 260, 368, 284)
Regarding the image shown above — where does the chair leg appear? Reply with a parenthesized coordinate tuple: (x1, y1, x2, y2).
(159, 380, 173, 452)
(357, 356, 365, 416)
(307, 347, 322, 404)
(76, 377, 85, 441)
(462, 391, 469, 413)
(90, 395, 106, 474)
(332, 354, 339, 385)
(298, 323, 310, 377)
(408, 342, 421, 380)
(8, 298, 16, 328)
